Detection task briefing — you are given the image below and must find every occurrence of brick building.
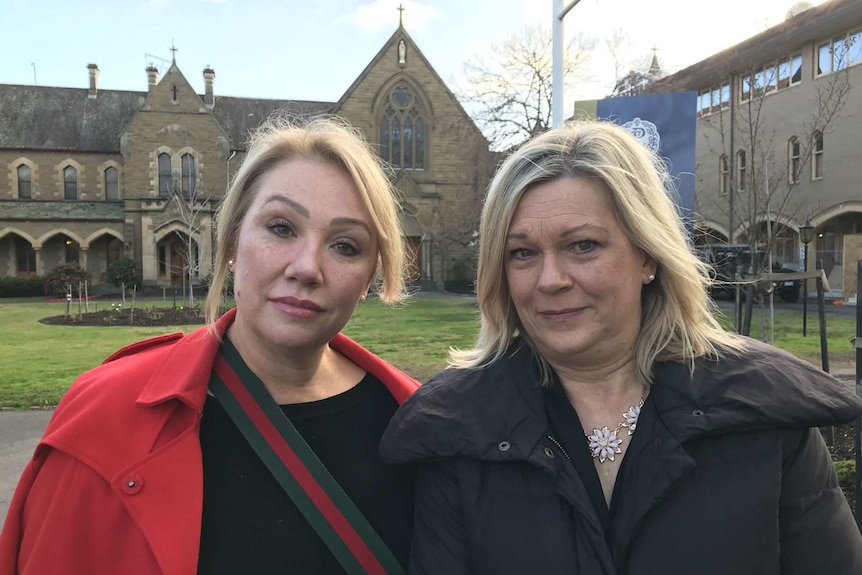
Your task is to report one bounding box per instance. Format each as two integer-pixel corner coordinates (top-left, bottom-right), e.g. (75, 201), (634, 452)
(0, 24), (491, 292)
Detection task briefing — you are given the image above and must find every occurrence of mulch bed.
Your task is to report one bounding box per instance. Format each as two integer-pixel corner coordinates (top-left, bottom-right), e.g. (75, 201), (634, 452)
(39, 307), (206, 327)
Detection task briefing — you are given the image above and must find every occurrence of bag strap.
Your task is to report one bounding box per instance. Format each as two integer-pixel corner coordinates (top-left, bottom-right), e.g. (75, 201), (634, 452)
(209, 339), (406, 575)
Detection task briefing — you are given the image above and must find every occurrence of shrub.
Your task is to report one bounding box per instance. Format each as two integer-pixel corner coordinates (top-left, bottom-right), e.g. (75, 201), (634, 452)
(105, 258), (141, 289)
(444, 255), (476, 294)
(44, 264), (92, 298)
(835, 459), (856, 496)
(203, 271), (234, 296)
(0, 276), (45, 297)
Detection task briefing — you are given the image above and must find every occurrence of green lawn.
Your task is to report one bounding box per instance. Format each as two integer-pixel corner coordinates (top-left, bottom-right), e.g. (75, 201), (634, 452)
(0, 297), (855, 409)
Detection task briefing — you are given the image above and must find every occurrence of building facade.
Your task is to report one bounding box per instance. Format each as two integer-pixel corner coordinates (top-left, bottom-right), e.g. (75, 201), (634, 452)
(655, 0), (862, 298)
(0, 25), (491, 292)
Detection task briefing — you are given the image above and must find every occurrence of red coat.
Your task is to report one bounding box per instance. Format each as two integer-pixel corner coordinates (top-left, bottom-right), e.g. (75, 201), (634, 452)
(0, 309), (419, 575)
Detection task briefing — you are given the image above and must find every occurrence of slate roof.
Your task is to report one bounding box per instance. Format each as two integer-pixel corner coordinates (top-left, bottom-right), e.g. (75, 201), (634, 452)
(0, 200), (125, 220)
(210, 97), (334, 149)
(654, 0), (862, 91)
(0, 85), (145, 152)
(0, 84), (334, 153)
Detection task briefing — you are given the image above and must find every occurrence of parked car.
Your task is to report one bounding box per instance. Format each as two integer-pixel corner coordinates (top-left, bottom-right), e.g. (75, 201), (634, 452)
(698, 244), (802, 303)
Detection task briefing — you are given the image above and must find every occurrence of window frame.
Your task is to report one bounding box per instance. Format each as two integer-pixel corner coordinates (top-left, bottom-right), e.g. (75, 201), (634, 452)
(158, 153), (172, 198)
(811, 131), (824, 180)
(719, 154), (729, 196)
(816, 28), (862, 76)
(740, 53), (802, 101)
(63, 166), (78, 200)
(17, 164), (32, 199)
(788, 137), (800, 184)
(737, 150), (747, 191)
(378, 83), (426, 171)
(104, 166), (119, 201)
(181, 153), (196, 196)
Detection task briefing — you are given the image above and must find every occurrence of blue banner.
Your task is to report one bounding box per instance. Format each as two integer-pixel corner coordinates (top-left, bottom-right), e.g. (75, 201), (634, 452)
(595, 92), (697, 232)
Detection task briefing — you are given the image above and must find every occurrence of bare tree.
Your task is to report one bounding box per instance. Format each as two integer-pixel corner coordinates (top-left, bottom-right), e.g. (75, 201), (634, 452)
(699, 53), (850, 266)
(170, 169), (210, 307)
(695, 47), (851, 338)
(458, 25), (595, 151)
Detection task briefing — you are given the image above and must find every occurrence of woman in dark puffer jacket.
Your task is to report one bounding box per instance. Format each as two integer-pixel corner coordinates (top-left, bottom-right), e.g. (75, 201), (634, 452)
(380, 120), (862, 575)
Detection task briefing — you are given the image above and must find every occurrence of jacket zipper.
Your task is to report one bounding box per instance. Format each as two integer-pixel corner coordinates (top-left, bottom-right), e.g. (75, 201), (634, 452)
(546, 434), (571, 461)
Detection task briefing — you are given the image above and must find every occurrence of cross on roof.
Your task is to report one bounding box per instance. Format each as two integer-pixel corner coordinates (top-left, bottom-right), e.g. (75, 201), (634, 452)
(398, 3), (404, 27)
(170, 40), (178, 64)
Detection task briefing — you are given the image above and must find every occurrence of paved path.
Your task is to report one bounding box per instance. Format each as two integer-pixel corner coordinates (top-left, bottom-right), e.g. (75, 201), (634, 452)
(0, 410), (53, 526)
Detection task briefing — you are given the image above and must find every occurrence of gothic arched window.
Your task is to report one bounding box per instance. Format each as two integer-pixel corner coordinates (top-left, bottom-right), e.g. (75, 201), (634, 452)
(379, 85), (425, 171)
(105, 166), (119, 200)
(17, 164), (32, 199)
(181, 153), (196, 195)
(158, 153), (172, 198)
(64, 166), (78, 200)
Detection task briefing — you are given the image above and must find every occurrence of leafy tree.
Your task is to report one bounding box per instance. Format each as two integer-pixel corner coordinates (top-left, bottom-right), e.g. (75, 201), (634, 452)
(44, 263), (91, 298)
(105, 258), (141, 289)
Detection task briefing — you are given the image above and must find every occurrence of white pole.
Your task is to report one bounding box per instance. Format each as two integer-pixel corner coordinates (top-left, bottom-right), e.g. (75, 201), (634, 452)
(765, 164), (774, 344)
(552, 0), (585, 128)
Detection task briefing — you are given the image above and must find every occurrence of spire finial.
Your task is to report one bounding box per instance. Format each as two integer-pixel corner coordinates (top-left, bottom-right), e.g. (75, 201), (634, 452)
(170, 39), (178, 64)
(397, 3), (405, 27)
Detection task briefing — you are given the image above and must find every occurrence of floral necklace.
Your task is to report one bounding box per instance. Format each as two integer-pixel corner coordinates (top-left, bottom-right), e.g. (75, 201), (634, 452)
(585, 384), (648, 463)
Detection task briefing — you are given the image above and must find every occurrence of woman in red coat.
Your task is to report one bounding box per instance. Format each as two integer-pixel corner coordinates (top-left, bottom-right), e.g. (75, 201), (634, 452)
(0, 117), (418, 575)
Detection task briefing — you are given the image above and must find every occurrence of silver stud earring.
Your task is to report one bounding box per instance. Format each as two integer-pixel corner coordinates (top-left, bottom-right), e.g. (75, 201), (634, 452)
(648, 274), (656, 282)
(228, 259), (235, 268)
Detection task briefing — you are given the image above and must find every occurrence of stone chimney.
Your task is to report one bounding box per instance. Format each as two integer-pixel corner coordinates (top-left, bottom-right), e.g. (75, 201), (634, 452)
(203, 66), (215, 109)
(146, 64), (159, 94)
(87, 64), (99, 98)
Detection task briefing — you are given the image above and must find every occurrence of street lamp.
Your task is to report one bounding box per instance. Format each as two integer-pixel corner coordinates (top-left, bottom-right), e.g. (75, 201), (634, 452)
(552, 0), (585, 128)
(799, 219), (814, 337)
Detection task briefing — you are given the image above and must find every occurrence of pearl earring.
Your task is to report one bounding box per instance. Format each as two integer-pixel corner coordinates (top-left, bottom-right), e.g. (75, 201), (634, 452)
(228, 259), (235, 268)
(648, 274), (656, 282)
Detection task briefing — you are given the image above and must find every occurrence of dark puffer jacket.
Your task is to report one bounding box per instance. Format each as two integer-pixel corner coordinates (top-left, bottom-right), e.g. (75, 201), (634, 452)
(380, 338), (862, 575)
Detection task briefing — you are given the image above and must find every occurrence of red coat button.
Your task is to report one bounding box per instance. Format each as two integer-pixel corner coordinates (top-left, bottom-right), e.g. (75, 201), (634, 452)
(121, 474), (144, 495)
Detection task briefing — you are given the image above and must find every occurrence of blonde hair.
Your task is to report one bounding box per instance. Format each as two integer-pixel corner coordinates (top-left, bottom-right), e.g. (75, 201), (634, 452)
(451, 120), (743, 384)
(205, 116), (408, 327)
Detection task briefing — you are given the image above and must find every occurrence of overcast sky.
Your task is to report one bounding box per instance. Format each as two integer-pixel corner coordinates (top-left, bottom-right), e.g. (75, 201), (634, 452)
(2, 0), (826, 109)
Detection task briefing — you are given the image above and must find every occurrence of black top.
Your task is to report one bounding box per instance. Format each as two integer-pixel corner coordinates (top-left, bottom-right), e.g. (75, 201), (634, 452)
(545, 382), (655, 539)
(197, 372), (415, 574)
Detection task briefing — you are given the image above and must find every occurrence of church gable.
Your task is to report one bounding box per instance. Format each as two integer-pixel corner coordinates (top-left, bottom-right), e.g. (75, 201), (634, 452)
(335, 27), (488, 176)
(143, 62), (210, 115)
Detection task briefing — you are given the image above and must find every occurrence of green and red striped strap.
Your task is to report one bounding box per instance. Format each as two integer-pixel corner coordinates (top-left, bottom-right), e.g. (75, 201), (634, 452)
(210, 339), (406, 575)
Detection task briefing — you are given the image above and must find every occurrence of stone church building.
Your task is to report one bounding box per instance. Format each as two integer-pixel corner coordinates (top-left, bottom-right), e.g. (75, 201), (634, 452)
(0, 24), (491, 291)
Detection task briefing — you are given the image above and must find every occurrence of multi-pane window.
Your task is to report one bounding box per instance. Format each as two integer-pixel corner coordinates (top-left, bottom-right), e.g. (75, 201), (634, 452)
(158, 153), (172, 197)
(17, 164), (32, 199)
(719, 155), (728, 196)
(64, 166), (77, 200)
(379, 85), (425, 171)
(812, 131), (824, 179)
(737, 150), (747, 191)
(817, 29), (862, 75)
(788, 137), (800, 183)
(181, 153), (196, 195)
(741, 54), (801, 101)
(697, 82), (730, 116)
(105, 167), (119, 200)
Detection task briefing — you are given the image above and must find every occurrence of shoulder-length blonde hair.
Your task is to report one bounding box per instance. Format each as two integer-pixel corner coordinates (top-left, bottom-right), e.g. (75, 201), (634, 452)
(205, 115), (408, 328)
(452, 120), (743, 384)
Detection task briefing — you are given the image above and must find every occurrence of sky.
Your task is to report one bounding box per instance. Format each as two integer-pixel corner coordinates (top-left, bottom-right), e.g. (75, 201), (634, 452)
(2, 0), (826, 111)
